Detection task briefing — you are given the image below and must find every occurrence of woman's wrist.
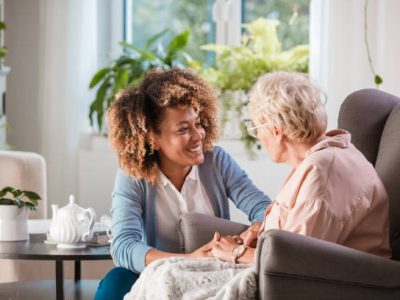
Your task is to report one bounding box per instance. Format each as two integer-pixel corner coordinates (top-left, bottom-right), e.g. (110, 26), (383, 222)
(235, 246), (255, 264)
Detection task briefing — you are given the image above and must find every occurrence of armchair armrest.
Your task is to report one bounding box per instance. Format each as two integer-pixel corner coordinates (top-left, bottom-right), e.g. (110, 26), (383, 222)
(179, 213), (248, 253)
(256, 229), (400, 300)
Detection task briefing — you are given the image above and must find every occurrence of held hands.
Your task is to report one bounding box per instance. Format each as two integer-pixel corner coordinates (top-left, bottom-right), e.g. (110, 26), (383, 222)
(190, 223), (262, 263)
(210, 234), (240, 263)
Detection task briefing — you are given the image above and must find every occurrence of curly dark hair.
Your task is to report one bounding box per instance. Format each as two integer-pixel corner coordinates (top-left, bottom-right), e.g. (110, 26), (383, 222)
(107, 68), (219, 183)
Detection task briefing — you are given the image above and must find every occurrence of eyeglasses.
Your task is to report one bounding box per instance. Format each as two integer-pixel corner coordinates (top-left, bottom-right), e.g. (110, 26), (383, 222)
(244, 120), (269, 138)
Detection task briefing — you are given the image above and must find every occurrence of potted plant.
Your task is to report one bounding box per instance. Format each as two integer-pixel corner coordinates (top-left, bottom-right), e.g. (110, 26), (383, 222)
(0, 186), (41, 241)
(88, 28), (201, 134)
(200, 18), (309, 157)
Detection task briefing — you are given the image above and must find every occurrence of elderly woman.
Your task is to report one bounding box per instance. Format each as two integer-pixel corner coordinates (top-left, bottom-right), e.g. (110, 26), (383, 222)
(124, 71), (391, 299)
(94, 68), (271, 300)
(210, 71), (391, 264)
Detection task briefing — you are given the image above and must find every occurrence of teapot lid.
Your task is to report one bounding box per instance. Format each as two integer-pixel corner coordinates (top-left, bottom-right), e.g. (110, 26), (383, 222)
(58, 194), (85, 214)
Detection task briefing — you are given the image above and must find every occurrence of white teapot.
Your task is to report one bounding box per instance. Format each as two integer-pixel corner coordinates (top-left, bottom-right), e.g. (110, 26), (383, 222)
(49, 195), (96, 249)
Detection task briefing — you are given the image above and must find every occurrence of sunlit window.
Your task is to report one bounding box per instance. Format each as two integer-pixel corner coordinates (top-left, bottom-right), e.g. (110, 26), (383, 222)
(244, 0), (310, 50)
(124, 0), (215, 63)
(123, 0), (310, 64)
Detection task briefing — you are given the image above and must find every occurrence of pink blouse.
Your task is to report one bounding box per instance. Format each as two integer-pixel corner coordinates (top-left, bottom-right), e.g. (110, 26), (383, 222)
(261, 129), (391, 258)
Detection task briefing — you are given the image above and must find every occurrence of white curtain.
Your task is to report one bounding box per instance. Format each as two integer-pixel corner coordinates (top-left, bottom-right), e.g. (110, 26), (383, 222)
(38, 0), (98, 206)
(310, 0), (400, 130)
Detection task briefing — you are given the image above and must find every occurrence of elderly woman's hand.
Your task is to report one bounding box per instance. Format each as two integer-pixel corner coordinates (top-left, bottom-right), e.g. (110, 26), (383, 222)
(240, 221), (262, 248)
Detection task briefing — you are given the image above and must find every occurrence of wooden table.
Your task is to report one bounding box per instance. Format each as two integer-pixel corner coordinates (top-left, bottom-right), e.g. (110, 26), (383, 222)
(0, 234), (111, 300)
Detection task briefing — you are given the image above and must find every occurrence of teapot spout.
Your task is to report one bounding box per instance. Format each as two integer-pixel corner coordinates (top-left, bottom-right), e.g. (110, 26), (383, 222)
(51, 204), (59, 220)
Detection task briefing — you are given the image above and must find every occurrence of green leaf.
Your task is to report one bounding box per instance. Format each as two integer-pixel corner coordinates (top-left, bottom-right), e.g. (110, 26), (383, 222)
(89, 67), (111, 89)
(375, 74), (383, 85)
(145, 29), (169, 49)
(115, 56), (134, 67)
(29, 198), (38, 207)
(11, 189), (23, 198)
(0, 198), (16, 205)
(120, 41), (157, 61)
(22, 191), (41, 201)
(164, 29), (190, 65)
(0, 186), (15, 197)
(89, 79), (111, 131)
(0, 22), (6, 30)
(167, 29), (190, 53)
(114, 69), (130, 92)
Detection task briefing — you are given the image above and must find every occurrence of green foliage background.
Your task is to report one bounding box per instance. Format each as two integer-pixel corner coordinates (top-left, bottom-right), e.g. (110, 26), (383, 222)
(89, 1), (311, 156)
(200, 18), (309, 156)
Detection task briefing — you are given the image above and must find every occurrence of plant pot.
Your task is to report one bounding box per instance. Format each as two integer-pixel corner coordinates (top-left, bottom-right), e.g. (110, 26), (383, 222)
(0, 205), (29, 241)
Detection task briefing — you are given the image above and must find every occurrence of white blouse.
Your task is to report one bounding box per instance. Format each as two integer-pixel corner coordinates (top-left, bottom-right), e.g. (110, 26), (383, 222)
(155, 165), (215, 252)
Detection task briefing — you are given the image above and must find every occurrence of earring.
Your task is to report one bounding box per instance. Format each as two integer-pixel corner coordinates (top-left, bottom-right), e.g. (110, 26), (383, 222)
(148, 147), (154, 156)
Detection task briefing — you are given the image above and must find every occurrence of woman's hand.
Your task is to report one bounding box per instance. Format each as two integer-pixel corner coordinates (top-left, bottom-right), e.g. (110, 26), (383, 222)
(188, 232), (221, 258)
(210, 235), (238, 263)
(240, 222), (262, 247)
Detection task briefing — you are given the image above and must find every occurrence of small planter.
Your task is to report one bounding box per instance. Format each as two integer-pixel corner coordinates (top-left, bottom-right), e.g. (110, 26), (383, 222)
(0, 205), (29, 241)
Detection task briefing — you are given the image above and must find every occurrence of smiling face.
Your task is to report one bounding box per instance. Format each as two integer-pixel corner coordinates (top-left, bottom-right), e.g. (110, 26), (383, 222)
(153, 106), (205, 174)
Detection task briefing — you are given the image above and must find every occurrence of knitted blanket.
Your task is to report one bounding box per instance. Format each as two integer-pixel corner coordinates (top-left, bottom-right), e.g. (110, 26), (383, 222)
(124, 257), (257, 300)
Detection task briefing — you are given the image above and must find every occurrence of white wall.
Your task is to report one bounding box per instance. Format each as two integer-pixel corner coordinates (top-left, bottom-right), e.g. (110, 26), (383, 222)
(4, 0), (42, 153)
(4, 0), (400, 222)
(310, 0), (400, 130)
(5, 0), (98, 216)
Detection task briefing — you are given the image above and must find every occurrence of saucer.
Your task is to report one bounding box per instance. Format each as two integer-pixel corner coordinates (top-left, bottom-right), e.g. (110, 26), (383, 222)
(56, 243), (86, 249)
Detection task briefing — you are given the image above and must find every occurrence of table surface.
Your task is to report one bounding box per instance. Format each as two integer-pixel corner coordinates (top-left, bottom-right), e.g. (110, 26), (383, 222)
(0, 234), (111, 260)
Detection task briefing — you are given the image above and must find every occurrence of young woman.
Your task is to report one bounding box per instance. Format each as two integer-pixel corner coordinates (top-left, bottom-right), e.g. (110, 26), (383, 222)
(94, 68), (271, 300)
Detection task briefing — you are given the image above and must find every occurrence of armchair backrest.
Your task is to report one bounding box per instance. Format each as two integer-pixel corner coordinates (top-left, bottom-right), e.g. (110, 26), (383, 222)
(338, 89), (400, 260)
(0, 150), (47, 219)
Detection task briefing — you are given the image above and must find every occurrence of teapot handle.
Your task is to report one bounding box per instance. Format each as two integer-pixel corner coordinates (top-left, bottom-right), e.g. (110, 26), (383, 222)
(82, 207), (96, 242)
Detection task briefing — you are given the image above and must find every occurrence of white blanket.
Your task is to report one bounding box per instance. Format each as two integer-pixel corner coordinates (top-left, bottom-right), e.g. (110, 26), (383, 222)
(124, 257), (257, 300)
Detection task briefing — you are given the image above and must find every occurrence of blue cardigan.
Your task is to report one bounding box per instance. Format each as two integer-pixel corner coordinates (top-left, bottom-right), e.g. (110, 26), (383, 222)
(110, 146), (271, 273)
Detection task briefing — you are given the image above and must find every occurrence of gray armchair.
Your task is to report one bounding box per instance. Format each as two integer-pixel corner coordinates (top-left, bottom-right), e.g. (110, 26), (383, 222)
(179, 89), (400, 299)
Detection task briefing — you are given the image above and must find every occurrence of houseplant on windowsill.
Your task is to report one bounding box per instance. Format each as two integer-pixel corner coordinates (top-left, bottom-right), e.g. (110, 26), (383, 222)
(0, 186), (41, 241)
(200, 18), (309, 157)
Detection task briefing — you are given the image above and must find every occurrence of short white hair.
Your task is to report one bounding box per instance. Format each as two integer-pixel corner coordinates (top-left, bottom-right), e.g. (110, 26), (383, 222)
(248, 71), (327, 144)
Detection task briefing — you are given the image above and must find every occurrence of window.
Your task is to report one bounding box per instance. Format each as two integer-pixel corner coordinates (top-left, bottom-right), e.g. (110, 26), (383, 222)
(124, 0), (215, 64)
(122, 0), (310, 64)
(244, 0), (310, 50)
